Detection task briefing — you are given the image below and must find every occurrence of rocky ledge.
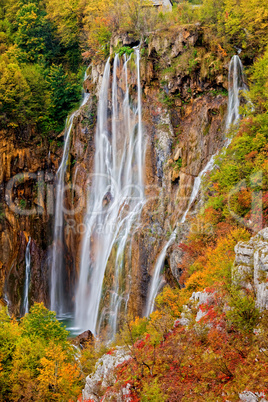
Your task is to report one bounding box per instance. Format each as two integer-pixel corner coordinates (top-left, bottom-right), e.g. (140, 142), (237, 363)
(234, 228), (268, 310)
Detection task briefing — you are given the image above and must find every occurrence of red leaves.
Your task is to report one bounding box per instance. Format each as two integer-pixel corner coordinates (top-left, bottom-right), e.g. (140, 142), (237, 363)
(135, 339), (145, 349)
(145, 333), (150, 341)
(107, 293), (267, 400)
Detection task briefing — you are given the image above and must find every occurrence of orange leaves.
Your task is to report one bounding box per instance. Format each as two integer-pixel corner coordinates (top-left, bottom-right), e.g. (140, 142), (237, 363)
(245, 150), (258, 161)
(37, 343), (81, 400)
(218, 43), (227, 57)
(237, 187), (252, 210)
(177, 228), (251, 309)
(109, 295), (268, 401)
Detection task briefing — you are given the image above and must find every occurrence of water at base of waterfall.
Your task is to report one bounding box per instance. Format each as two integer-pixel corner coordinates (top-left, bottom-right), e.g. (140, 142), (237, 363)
(56, 313), (82, 337)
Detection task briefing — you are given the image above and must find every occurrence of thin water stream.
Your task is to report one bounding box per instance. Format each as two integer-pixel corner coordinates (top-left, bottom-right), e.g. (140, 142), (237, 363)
(145, 55), (247, 316)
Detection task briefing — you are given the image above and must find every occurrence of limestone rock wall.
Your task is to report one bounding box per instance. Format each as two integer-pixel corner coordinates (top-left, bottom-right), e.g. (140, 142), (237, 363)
(234, 228), (268, 310)
(0, 24), (229, 319)
(0, 130), (60, 313)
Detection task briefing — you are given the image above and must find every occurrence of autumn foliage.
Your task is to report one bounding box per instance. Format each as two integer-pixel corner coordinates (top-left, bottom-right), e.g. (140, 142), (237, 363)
(102, 284), (268, 401)
(0, 303), (81, 401)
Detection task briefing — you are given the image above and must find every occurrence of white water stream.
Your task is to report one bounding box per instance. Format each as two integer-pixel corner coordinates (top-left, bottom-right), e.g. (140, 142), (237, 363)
(50, 72), (90, 314)
(22, 237), (31, 315)
(75, 49), (145, 337)
(145, 55), (246, 316)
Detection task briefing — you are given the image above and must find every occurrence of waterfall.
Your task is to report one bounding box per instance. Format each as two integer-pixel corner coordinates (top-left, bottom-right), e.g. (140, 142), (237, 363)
(145, 55), (246, 316)
(180, 155), (217, 224)
(75, 49), (145, 337)
(182, 54), (246, 225)
(50, 73), (90, 314)
(145, 231), (177, 316)
(22, 237), (31, 315)
(225, 55), (246, 131)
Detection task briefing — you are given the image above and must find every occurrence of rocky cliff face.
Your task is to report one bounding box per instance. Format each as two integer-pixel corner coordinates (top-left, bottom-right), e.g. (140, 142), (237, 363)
(0, 130), (60, 314)
(234, 228), (268, 310)
(0, 24), (229, 320)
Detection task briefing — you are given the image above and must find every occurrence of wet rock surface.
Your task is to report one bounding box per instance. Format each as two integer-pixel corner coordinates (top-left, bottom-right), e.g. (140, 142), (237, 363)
(0, 130), (57, 314)
(0, 25), (228, 321)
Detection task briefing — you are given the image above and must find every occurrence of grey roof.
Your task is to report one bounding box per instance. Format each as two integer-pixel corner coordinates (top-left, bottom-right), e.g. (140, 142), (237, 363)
(146, 0), (173, 9)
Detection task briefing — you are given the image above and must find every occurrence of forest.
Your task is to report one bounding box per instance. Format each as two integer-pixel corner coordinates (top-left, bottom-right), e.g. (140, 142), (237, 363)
(0, 0), (268, 400)
(0, 0), (267, 135)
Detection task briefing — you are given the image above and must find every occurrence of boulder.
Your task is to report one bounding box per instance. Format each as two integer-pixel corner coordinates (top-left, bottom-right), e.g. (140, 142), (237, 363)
(72, 330), (93, 349)
(82, 346), (131, 401)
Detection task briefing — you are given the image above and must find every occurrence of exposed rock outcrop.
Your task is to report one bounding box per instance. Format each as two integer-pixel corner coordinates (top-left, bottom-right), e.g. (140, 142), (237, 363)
(234, 228), (268, 310)
(82, 347), (131, 402)
(72, 330), (94, 349)
(239, 391), (268, 402)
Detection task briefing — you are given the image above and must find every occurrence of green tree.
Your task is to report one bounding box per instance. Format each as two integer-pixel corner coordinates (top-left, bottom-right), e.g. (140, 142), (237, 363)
(250, 46), (268, 111)
(227, 289), (260, 334)
(0, 304), (82, 401)
(0, 308), (21, 399)
(21, 303), (68, 344)
(45, 0), (83, 70)
(21, 63), (51, 131)
(47, 64), (81, 132)
(9, 337), (45, 401)
(15, 3), (46, 63)
(0, 55), (31, 129)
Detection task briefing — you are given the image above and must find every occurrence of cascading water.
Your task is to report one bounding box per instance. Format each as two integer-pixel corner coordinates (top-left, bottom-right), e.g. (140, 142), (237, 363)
(181, 54), (246, 224)
(22, 237), (31, 315)
(145, 231), (176, 317)
(75, 49), (145, 338)
(180, 155), (217, 224)
(50, 72), (90, 315)
(225, 55), (246, 132)
(145, 54), (246, 316)
(145, 151), (218, 315)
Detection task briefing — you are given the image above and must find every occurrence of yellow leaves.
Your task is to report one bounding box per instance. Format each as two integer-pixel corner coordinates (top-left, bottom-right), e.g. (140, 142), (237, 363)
(46, 0), (82, 47)
(150, 310), (163, 322)
(185, 271), (207, 293)
(0, 303), (82, 401)
(82, 0), (159, 59)
(177, 228), (251, 305)
(155, 286), (181, 318)
(37, 343), (81, 401)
